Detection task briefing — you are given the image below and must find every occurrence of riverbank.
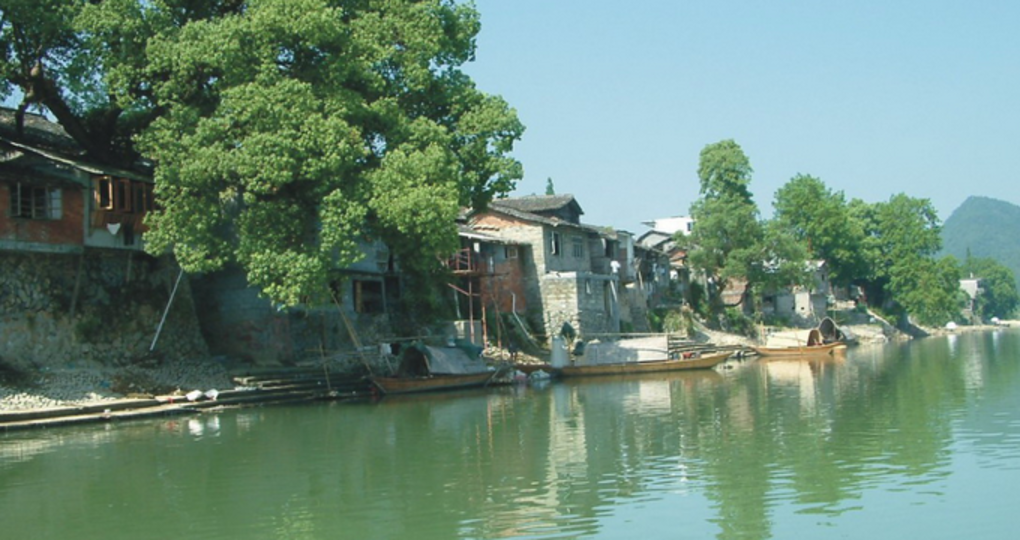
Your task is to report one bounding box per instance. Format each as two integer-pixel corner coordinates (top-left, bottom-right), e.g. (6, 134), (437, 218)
(3, 321), (1013, 420)
(0, 357), (236, 413)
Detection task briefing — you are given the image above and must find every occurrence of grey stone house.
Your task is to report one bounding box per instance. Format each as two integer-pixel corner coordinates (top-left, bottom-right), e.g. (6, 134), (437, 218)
(469, 194), (622, 340)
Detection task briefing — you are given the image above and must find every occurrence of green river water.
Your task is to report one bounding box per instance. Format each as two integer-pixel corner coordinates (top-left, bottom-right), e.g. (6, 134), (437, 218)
(3, 330), (1020, 539)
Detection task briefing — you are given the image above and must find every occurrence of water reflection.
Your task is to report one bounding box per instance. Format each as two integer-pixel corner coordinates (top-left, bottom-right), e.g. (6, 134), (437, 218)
(2, 331), (1020, 539)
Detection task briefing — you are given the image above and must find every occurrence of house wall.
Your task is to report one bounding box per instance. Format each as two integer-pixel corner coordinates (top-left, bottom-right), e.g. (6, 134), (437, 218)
(539, 272), (619, 338)
(619, 283), (652, 333)
(544, 228), (592, 274)
(0, 252), (208, 373)
(191, 267), (397, 365)
(0, 183), (85, 253)
(480, 254), (528, 314)
(472, 214), (547, 327)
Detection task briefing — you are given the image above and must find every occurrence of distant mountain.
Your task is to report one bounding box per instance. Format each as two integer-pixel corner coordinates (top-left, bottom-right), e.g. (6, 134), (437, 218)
(941, 196), (1020, 286)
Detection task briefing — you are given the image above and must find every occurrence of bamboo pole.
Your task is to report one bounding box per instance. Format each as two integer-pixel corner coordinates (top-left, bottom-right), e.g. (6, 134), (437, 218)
(330, 290), (378, 375)
(150, 267), (184, 352)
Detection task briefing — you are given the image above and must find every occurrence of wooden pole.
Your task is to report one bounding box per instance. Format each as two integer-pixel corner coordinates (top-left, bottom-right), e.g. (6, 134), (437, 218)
(150, 267), (184, 352)
(330, 290), (377, 375)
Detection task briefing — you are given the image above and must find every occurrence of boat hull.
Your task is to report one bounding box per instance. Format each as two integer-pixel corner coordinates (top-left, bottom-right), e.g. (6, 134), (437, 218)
(555, 351), (732, 378)
(370, 372), (495, 395)
(752, 341), (846, 357)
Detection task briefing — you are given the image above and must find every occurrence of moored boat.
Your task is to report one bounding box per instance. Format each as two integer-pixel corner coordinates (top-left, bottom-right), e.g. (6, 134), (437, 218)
(554, 350), (732, 378)
(751, 340), (846, 357)
(369, 342), (500, 395)
(753, 324), (847, 357)
(370, 371), (498, 394)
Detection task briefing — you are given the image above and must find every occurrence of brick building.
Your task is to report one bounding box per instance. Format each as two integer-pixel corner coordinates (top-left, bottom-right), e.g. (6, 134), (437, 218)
(469, 194), (623, 340)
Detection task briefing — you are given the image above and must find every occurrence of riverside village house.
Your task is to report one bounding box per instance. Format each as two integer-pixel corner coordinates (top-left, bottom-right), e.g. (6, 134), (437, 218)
(0, 109), (154, 254)
(467, 194), (666, 341)
(0, 108), (207, 371)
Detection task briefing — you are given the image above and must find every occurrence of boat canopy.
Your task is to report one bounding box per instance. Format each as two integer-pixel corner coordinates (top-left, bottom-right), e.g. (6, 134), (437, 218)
(399, 342), (489, 376)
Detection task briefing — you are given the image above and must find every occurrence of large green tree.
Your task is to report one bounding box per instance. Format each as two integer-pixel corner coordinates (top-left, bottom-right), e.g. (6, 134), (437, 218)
(684, 140), (763, 302)
(773, 174), (867, 286)
(683, 140), (812, 314)
(863, 194), (960, 325)
(1, 0), (524, 307)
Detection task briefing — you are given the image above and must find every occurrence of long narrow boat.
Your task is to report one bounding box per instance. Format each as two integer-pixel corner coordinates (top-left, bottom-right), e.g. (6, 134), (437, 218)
(554, 350), (732, 378)
(369, 341), (500, 395)
(370, 371), (496, 395)
(751, 340), (846, 357)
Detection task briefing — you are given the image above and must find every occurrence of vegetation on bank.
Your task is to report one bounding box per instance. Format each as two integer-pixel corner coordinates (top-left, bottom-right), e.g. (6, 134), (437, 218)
(1, 0), (523, 315)
(3, 2), (1016, 332)
(679, 140), (1019, 329)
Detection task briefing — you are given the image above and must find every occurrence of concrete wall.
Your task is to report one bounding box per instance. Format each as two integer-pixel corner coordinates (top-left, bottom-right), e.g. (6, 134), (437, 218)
(0, 251), (208, 373)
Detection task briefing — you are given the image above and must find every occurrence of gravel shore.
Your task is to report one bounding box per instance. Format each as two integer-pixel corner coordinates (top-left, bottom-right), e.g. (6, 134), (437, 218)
(0, 357), (235, 412)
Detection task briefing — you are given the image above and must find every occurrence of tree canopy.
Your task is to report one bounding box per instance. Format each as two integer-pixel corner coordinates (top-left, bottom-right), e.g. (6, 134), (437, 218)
(685, 140), (762, 286)
(1, 0), (524, 307)
(683, 140), (811, 315)
(773, 174), (867, 286)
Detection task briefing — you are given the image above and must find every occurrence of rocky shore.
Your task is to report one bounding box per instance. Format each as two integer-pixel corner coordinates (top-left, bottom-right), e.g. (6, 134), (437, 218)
(0, 357), (235, 412)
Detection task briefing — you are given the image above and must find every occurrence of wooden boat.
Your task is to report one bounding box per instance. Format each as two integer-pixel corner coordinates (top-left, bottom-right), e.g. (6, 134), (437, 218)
(752, 335), (847, 357)
(554, 350), (732, 378)
(369, 342), (499, 395)
(370, 371), (497, 395)
(752, 341), (846, 357)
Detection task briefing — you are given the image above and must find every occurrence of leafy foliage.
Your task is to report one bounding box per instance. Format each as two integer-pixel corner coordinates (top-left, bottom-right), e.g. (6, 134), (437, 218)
(855, 194), (960, 325)
(1, 0), (524, 307)
(684, 140), (764, 298)
(773, 174), (867, 286)
(683, 140), (811, 318)
(960, 255), (1019, 320)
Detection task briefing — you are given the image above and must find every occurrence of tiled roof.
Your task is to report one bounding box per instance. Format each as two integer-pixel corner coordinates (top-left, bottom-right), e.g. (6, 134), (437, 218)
(491, 194), (583, 215)
(0, 108), (79, 154)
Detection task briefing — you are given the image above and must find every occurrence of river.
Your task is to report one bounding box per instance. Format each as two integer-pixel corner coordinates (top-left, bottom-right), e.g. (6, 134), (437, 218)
(3, 330), (1019, 539)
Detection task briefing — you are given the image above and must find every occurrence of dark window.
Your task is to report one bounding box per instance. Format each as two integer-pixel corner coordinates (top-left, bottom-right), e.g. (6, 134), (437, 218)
(604, 239), (615, 258)
(94, 176), (155, 214)
(133, 182), (155, 213)
(115, 179), (132, 212)
(550, 232), (561, 256)
(353, 280), (385, 314)
(10, 183), (61, 220)
(95, 177), (114, 210)
(572, 236), (584, 258)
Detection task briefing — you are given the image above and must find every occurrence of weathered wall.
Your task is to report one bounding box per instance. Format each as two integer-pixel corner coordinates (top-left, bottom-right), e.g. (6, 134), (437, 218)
(619, 284), (652, 333)
(539, 272), (619, 338)
(190, 267), (396, 365)
(0, 251), (208, 373)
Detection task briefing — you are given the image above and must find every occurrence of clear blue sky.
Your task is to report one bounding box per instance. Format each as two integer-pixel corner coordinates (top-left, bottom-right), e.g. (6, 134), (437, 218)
(463, 0), (1020, 233)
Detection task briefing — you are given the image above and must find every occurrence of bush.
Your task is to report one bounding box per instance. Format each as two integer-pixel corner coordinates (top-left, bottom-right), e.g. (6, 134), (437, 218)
(723, 307), (756, 337)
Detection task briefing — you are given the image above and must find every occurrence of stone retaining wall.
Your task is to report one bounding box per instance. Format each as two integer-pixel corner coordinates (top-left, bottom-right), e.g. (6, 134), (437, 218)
(0, 251), (208, 374)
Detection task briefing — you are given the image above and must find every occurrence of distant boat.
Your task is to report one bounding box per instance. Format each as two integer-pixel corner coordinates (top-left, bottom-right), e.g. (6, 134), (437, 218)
(753, 323), (847, 357)
(554, 350), (732, 378)
(752, 340), (846, 357)
(369, 342), (501, 395)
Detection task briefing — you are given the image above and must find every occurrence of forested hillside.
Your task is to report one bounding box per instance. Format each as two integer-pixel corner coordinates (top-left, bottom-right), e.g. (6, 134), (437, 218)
(942, 196), (1020, 287)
